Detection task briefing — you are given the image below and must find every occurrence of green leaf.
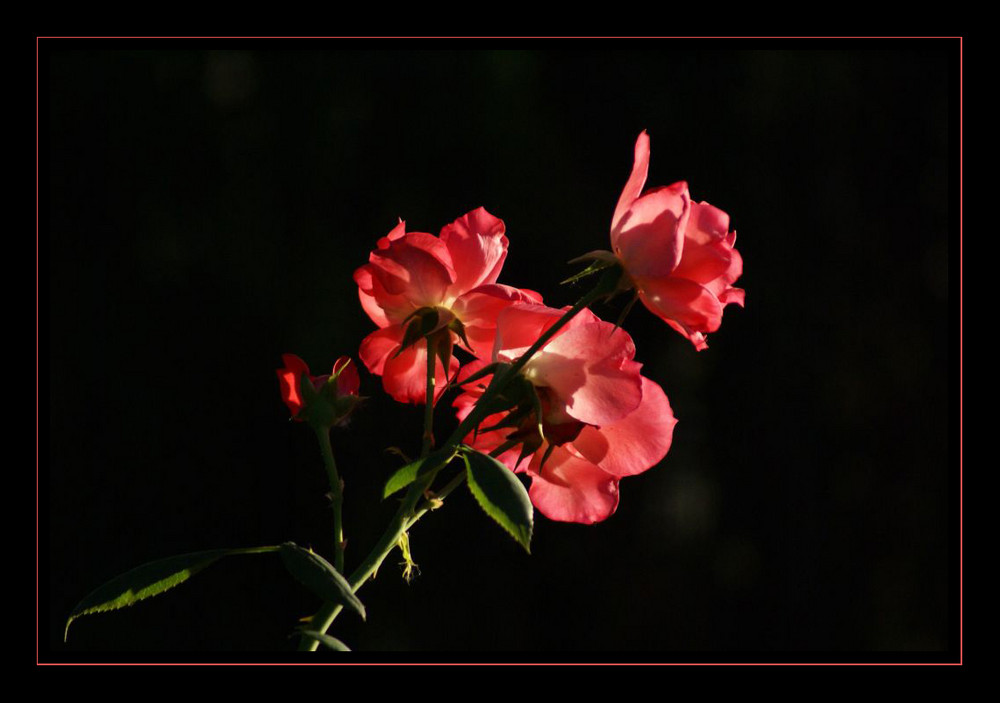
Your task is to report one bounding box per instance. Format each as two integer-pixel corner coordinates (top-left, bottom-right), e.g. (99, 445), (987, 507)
(66, 548), (235, 641)
(382, 448), (455, 498)
(463, 450), (533, 552)
(383, 459), (421, 497)
(279, 543), (365, 620)
(299, 630), (351, 651)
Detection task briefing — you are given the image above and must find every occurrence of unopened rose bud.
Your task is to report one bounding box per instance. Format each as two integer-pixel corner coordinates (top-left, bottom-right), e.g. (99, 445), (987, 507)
(277, 354), (362, 430)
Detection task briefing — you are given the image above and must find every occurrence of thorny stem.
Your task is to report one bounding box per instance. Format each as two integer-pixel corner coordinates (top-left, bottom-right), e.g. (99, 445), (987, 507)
(421, 337), (436, 458)
(315, 428), (345, 575)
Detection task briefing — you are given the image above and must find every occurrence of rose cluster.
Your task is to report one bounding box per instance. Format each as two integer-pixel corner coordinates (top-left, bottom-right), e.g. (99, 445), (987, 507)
(74, 132), (745, 652)
(282, 132), (743, 524)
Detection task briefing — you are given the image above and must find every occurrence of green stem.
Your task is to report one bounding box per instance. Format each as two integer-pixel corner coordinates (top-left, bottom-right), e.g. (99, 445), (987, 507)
(421, 337), (436, 458)
(298, 276), (610, 652)
(404, 472), (464, 531)
(315, 427), (345, 575)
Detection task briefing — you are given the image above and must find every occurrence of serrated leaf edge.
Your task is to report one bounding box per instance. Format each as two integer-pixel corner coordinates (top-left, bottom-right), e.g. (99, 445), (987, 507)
(65, 546), (278, 641)
(463, 453), (533, 553)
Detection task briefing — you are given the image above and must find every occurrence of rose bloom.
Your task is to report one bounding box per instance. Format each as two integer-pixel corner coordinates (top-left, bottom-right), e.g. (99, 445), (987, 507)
(277, 354), (360, 422)
(612, 131), (744, 350)
(454, 303), (676, 524)
(355, 207), (539, 404)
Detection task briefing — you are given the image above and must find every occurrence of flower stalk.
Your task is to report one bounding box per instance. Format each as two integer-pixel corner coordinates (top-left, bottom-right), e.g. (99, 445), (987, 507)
(421, 336), (436, 458)
(314, 427), (345, 575)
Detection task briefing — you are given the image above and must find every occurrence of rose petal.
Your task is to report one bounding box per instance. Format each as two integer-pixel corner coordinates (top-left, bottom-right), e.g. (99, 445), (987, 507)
(332, 357), (360, 396)
(358, 326), (405, 376)
(670, 201), (740, 289)
(720, 285), (746, 307)
(354, 266), (411, 327)
(685, 200), (731, 246)
(276, 354), (312, 417)
(452, 284), (543, 359)
(280, 353), (309, 376)
(709, 237), (745, 303)
(529, 320), (642, 426)
(367, 231), (457, 307)
(440, 207), (509, 296)
(380, 219), (408, 245)
(277, 370), (302, 415)
(614, 183), (690, 280)
(611, 130), (650, 242)
(492, 303), (568, 362)
(527, 445), (620, 524)
(571, 377), (676, 477)
(637, 276), (725, 336)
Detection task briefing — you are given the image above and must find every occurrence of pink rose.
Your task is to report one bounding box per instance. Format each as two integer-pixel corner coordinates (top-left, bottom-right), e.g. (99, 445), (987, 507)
(355, 207), (540, 404)
(612, 131), (744, 350)
(454, 303), (676, 524)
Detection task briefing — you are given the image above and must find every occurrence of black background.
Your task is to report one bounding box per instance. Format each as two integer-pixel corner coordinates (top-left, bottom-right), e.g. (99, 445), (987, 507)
(41, 39), (959, 661)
